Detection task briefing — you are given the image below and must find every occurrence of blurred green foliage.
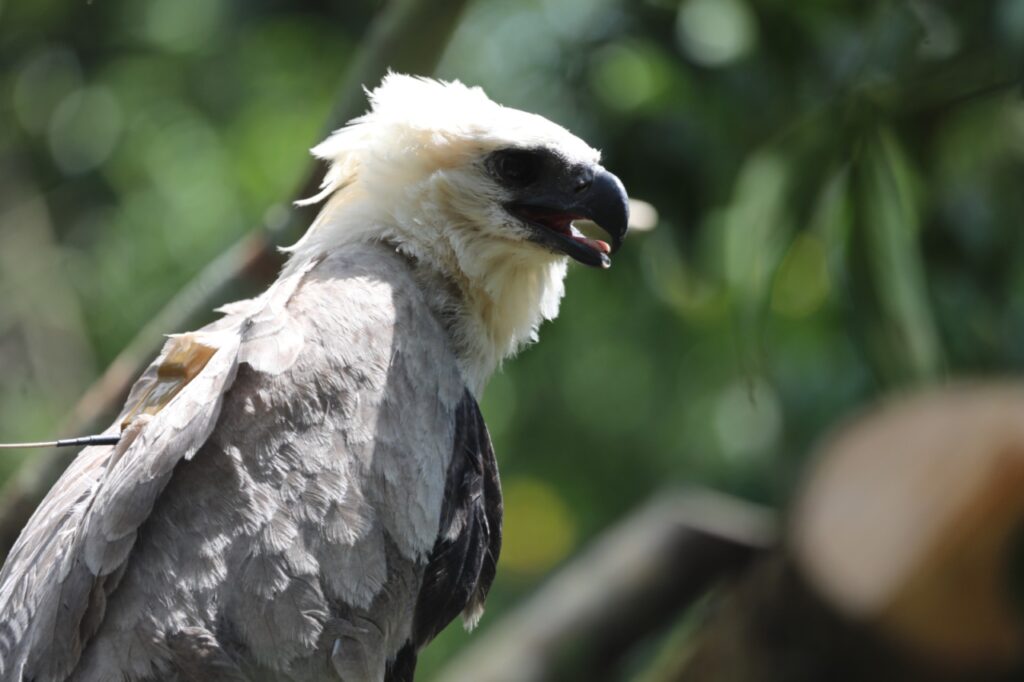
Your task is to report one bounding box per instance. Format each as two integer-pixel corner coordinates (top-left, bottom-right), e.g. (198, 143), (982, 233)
(2, 0), (1024, 678)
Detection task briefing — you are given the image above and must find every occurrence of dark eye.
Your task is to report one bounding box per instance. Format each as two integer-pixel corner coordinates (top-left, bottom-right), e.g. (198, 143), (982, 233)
(492, 149), (545, 187)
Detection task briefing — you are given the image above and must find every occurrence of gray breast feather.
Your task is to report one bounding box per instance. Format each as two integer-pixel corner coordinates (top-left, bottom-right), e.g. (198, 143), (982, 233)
(0, 244), (482, 682)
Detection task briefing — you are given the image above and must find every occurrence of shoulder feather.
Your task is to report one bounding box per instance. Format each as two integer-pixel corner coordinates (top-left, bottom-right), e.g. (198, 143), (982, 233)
(0, 258), (320, 681)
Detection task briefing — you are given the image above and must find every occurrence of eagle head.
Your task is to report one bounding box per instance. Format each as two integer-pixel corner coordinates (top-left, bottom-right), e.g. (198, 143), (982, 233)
(290, 73), (630, 388)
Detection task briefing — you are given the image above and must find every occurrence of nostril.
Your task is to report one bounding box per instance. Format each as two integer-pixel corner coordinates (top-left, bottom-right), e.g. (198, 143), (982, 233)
(574, 168), (594, 193)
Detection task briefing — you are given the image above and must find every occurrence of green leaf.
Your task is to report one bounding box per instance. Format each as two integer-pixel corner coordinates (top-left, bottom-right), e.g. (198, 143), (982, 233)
(849, 128), (944, 384)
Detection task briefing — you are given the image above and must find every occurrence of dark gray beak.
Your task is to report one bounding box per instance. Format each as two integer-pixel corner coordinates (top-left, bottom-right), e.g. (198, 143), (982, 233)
(508, 165), (630, 269)
(576, 168), (629, 255)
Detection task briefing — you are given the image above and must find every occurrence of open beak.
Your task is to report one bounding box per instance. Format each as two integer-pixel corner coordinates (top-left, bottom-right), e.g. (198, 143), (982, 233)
(509, 166), (630, 269)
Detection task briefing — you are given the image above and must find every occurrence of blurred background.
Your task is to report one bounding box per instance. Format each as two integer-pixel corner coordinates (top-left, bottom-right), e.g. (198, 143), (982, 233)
(2, 0), (1024, 679)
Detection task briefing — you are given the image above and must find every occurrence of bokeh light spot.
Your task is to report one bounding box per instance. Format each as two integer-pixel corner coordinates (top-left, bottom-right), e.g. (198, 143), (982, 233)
(590, 42), (669, 112)
(642, 230), (725, 322)
(500, 477), (577, 575)
(540, 0), (616, 40)
(13, 47), (82, 134)
(47, 86), (123, 174)
(997, 0), (1024, 50)
(141, 0), (226, 53)
(771, 233), (831, 318)
(676, 0), (758, 67)
(627, 198), (659, 232)
(714, 378), (782, 462)
(908, 0), (959, 60)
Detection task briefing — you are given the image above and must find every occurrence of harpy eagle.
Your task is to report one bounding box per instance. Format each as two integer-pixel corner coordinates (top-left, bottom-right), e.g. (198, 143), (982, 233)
(0, 74), (628, 681)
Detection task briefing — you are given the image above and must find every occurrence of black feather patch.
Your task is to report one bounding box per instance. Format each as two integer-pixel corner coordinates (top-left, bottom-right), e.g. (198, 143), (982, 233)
(411, 390), (503, 649)
(384, 642), (417, 682)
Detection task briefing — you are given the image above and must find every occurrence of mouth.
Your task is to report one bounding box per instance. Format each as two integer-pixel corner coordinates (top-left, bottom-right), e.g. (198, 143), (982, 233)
(505, 165), (629, 269)
(510, 205), (614, 269)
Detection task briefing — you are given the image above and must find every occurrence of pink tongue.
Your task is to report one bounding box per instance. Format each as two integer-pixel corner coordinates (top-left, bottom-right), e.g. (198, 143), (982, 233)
(573, 235), (611, 254)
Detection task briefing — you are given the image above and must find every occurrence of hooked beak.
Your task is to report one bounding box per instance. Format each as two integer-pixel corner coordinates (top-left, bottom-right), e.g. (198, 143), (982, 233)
(509, 166), (630, 269)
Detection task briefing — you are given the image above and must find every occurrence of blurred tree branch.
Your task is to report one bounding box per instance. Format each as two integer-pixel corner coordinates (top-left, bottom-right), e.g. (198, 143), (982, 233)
(665, 559), (1023, 682)
(0, 0), (473, 561)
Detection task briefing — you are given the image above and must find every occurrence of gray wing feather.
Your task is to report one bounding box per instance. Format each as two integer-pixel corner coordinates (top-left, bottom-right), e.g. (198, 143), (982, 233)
(0, 330), (241, 681)
(0, 245), (474, 682)
(0, 259), (316, 681)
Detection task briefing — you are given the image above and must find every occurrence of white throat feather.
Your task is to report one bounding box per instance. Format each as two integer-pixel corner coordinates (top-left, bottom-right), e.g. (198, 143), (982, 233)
(282, 74), (602, 394)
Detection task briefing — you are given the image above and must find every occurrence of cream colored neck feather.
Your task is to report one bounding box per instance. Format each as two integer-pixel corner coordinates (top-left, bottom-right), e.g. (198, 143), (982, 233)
(285, 189), (568, 396)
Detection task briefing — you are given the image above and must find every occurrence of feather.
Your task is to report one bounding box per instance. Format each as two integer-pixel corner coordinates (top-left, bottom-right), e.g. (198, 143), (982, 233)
(0, 244), (475, 681)
(409, 391), (502, 648)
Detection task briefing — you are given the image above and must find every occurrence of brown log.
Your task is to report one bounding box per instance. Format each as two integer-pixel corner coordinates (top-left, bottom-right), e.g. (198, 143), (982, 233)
(669, 384), (1024, 682)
